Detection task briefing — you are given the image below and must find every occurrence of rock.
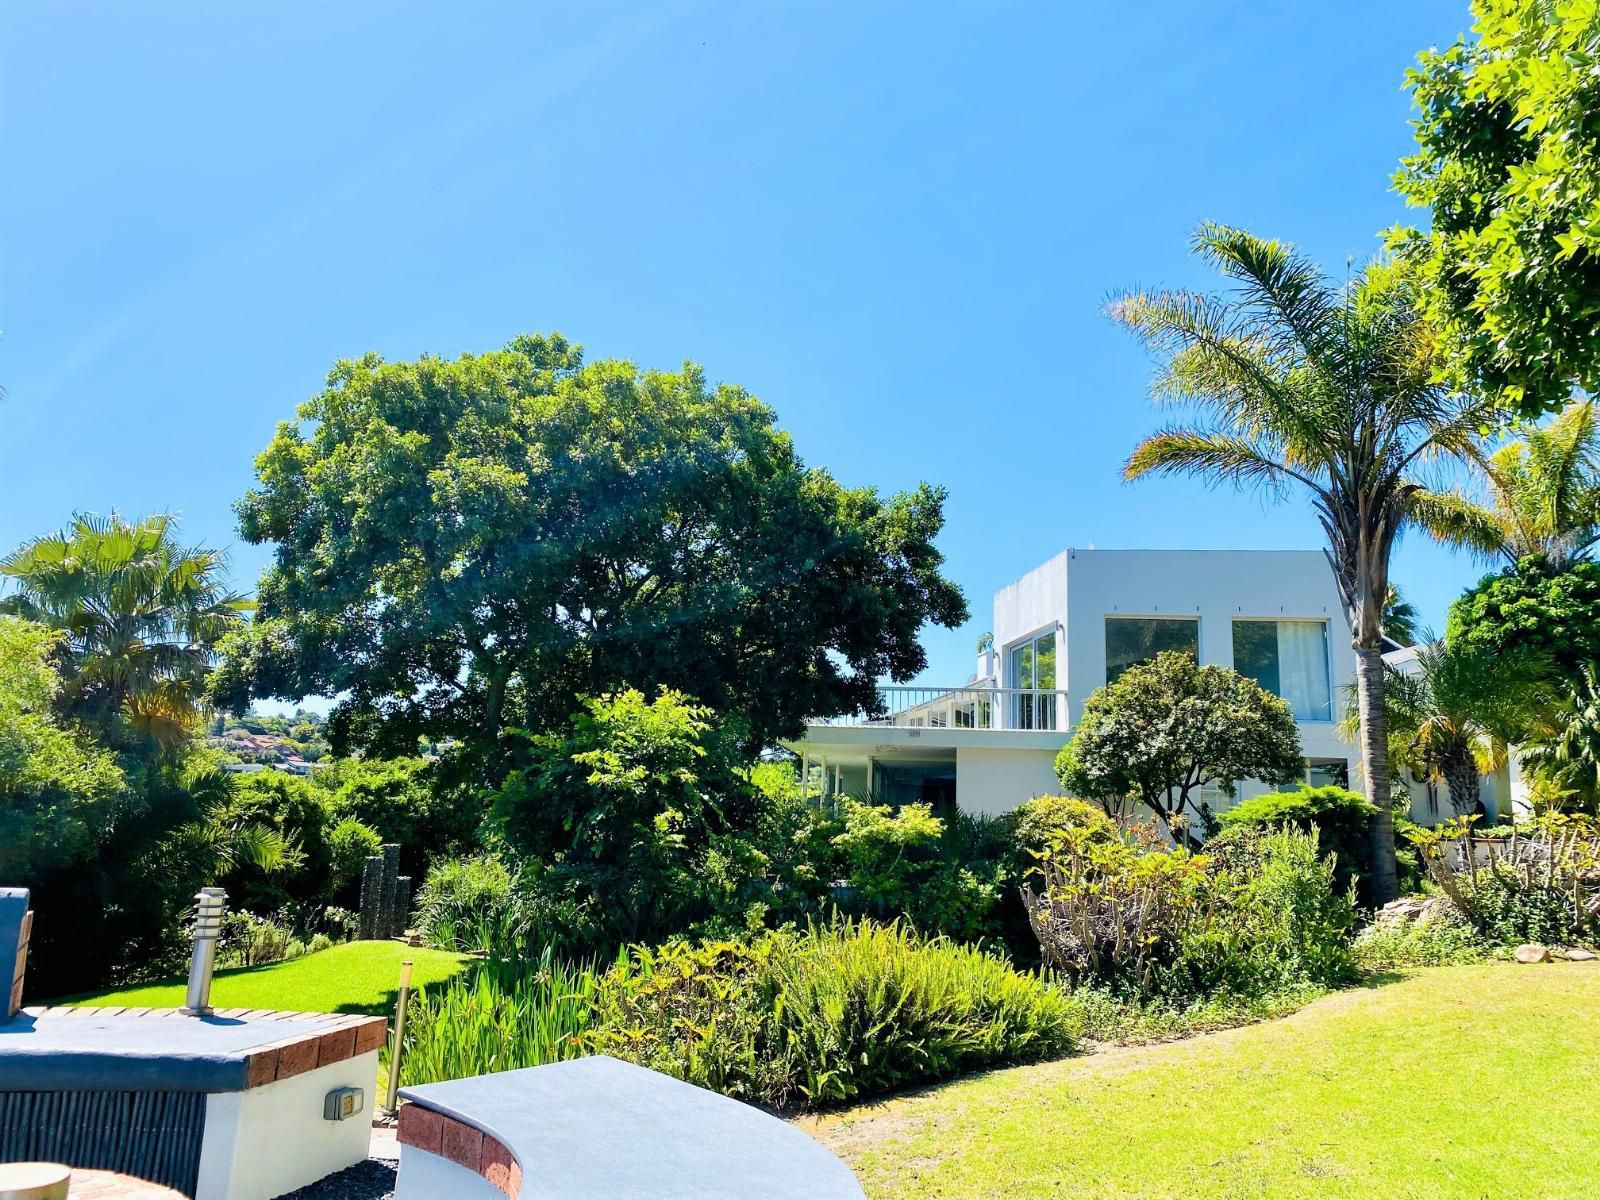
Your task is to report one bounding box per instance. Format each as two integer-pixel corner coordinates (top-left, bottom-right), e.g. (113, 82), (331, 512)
(1376, 897), (1450, 925)
(1515, 943), (1552, 964)
(1563, 948), (1596, 961)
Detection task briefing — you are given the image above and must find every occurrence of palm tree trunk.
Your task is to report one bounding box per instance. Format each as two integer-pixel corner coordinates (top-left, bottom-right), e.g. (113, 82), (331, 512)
(1444, 754), (1482, 817)
(1355, 645), (1401, 904)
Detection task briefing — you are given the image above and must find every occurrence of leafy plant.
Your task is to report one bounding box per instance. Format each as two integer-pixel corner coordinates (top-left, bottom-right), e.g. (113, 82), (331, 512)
(400, 946), (599, 1087)
(1055, 651), (1303, 847)
(1216, 785), (1376, 897)
(1410, 814), (1600, 946)
(414, 855), (518, 953)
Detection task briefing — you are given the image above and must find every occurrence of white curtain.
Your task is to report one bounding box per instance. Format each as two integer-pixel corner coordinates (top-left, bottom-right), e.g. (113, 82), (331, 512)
(1276, 621), (1331, 720)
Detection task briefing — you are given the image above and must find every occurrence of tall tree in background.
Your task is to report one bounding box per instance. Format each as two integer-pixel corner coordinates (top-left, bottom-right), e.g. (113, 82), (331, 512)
(1, 513), (251, 747)
(1413, 400), (1600, 566)
(1395, 0), (1600, 418)
(1110, 225), (1501, 903)
(213, 334), (967, 772)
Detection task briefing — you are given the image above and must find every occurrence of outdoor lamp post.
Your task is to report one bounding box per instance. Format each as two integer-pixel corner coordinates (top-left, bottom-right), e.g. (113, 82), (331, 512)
(181, 887), (227, 1016)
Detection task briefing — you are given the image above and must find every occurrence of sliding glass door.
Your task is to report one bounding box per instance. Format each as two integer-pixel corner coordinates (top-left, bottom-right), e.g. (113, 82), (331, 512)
(1009, 630), (1057, 729)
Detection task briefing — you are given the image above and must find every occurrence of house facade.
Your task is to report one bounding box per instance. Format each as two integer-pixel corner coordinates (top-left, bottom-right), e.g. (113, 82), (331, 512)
(787, 548), (1366, 825)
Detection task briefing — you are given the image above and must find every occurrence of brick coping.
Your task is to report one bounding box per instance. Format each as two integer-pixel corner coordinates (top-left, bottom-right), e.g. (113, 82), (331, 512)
(16, 1006), (388, 1090)
(398, 1099), (522, 1198)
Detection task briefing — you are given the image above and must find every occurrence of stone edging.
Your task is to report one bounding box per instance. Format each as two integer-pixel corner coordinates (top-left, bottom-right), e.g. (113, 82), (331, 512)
(398, 1100), (522, 1198)
(19, 1006), (388, 1089)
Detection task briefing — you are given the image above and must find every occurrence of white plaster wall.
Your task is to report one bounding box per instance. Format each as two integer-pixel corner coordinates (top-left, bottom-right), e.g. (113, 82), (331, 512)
(1061, 548), (1353, 715)
(196, 1050), (377, 1200)
(992, 552), (1068, 687)
(394, 1145), (503, 1200)
(955, 747), (1060, 817)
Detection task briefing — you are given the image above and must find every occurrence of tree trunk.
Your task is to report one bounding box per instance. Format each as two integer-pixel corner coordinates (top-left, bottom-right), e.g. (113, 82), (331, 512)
(1443, 753), (1482, 818)
(1355, 645), (1401, 905)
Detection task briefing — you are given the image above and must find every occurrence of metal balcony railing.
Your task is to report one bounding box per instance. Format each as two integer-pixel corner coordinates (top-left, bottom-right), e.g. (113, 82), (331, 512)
(810, 685), (1069, 732)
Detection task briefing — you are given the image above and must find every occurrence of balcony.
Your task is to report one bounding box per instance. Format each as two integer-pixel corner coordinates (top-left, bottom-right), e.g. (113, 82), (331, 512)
(810, 685), (1070, 732)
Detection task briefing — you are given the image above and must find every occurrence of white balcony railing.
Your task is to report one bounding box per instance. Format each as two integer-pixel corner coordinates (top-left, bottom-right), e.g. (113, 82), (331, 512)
(810, 685), (1069, 732)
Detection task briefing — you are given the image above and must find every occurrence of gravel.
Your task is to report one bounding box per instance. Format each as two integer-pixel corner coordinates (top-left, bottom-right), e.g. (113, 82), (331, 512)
(274, 1158), (396, 1200)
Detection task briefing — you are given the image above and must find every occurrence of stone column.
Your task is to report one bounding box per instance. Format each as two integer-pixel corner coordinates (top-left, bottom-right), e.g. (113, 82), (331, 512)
(377, 844), (401, 942)
(392, 876), (413, 939)
(358, 856), (384, 940)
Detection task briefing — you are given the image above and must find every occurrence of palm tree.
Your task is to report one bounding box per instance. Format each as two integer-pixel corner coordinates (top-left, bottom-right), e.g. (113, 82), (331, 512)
(1381, 584), (1421, 648)
(1520, 665), (1600, 812)
(1354, 639), (1546, 817)
(1413, 400), (1600, 566)
(0, 513), (252, 744)
(1111, 225), (1501, 903)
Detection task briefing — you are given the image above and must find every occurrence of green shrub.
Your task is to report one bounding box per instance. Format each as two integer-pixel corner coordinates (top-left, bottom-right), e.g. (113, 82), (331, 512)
(327, 817), (383, 889)
(764, 920), (1081, 1107)
(400, 920), (1082, 1111)
(1216, 785), (1376, 896)
(1026, 825), (1355, 1003)
(1411, 814), (1600, 947)
(219, 910), (307, 967)
(415, 856), (517, 952)
(1008, 795), (1119, 857)
(1351, 909), (1489, 969)
(589, 938), (790, 1103)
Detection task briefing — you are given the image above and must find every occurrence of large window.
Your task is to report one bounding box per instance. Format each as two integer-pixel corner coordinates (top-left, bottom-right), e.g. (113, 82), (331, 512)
(1104, 617), (1198, 684)
(1233, 620), (1332, 721)
(1009, 630), (1058, 729)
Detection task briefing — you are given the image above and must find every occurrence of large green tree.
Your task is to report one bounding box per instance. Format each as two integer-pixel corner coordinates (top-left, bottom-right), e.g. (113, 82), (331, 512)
(1395, 0), (1600, 418)
(1448, 556), (1600, 676)
(1, 513), (251, 747)
(1110, 226), (1500, 902)
(0, 616), (125, 881)
(1055, 651), (1303, 849)
(214, 334), (966, 768)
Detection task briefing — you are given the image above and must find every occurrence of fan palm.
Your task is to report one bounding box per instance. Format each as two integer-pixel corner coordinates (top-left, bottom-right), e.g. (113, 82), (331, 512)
(1412, 400), (1600, 566)
(1112, 225), (1501, 903)
(0, 513), (252, 744)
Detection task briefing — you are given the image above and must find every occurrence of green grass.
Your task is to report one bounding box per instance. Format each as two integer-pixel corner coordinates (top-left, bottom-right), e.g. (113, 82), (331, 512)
(56, 941), (470, 1015)
(804, 963), (1600, 1199)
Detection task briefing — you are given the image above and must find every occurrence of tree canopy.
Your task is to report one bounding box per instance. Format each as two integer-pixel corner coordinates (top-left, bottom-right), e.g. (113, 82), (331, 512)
(1054, 651), (1303, 847)
(1395, 0), (1600, 418)
(213, 334), (967, 768)
(1447, 556), (1600, 677)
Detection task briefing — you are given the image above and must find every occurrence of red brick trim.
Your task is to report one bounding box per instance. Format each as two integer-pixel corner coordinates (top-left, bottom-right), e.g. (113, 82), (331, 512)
(399, 1101), (523, 1198)
(22, 1007), (387, 1090)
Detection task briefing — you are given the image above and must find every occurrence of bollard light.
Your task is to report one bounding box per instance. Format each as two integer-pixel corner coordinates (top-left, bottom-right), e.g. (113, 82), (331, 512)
(181, 887), (228, 1016)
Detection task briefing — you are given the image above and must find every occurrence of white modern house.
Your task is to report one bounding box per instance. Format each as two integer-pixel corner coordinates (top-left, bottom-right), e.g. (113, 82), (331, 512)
(788, 548), (1372, 826)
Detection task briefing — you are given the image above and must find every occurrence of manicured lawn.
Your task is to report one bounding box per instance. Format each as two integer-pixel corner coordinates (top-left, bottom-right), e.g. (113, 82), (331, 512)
(804, 963), (1600, 1200)
(55, 941), (470, 1014)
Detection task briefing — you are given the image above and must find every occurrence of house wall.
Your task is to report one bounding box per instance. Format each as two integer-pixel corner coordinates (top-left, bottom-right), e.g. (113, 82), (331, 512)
(954, 747), (1060, 817)
(992, 551), (1068, 686)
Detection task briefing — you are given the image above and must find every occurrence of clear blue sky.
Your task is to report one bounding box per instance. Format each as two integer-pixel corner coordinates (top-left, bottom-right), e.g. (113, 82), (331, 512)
(2, 0), (1483, 699)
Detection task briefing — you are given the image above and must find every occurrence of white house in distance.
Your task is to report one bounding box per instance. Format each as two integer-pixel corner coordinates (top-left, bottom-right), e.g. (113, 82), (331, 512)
(787, 547), (1507, 827)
